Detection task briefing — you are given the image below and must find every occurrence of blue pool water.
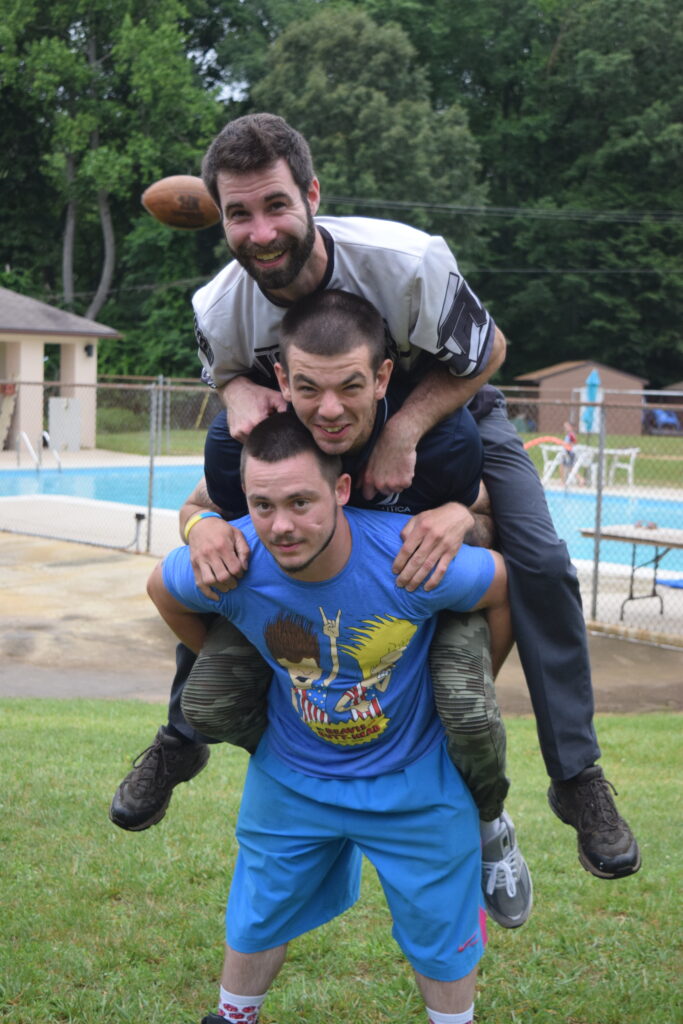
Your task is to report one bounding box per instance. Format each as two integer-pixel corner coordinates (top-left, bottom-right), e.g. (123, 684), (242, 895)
(2, 465), (682, 570)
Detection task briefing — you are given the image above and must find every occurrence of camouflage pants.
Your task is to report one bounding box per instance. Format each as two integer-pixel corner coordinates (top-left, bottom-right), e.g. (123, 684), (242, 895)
(430, 609), (509, 821)
(181, 610), (508, 821)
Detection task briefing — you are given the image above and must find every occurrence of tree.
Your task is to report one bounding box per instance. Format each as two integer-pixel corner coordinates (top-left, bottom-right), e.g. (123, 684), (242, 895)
(250, 6), (488, 262)
(0, 0), (220, 319)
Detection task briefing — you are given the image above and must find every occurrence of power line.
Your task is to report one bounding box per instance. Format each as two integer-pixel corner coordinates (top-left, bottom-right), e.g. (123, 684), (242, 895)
(323, 195), (683, 224)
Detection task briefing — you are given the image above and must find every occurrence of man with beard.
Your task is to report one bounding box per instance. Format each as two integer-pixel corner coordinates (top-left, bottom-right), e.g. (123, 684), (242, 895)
(112, 113), (639, 883)
(149, 410), (512, 1024)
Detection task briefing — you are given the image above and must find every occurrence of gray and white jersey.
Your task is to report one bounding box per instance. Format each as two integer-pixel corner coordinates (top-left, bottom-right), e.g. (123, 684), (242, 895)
(193, 216), (496, 388)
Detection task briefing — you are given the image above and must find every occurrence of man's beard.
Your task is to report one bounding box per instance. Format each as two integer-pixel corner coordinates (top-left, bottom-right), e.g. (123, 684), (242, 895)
(273, 514), (338, 576)
(229, 200), (316, 292)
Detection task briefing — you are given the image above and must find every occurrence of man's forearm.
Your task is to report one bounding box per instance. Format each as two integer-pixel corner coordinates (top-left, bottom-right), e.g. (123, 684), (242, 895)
(464, 513), (497, 549)
(390, 326), (506, 444)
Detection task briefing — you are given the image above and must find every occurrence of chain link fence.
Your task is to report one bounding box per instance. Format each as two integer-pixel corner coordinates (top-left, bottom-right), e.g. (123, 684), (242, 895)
(1, 378), (682, 646)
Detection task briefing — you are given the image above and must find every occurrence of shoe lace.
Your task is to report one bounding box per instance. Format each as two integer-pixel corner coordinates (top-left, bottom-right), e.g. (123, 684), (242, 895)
(578, 776), (622, 832)
(483, 847), (520, 899)
(130, 737), (173, 788)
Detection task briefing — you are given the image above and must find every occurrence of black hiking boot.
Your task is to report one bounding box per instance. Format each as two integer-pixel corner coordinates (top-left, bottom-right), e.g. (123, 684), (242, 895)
(548, 765), (641, 879)
(109, 726), (209, 831)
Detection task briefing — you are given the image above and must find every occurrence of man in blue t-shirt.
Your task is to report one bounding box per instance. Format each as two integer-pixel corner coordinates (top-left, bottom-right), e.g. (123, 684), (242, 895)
(113, 288), (532, 930)
(149, 411), (511, 1024)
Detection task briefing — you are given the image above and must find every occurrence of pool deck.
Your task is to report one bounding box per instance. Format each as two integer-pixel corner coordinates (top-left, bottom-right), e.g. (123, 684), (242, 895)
(1, 532), (681, 713)
(2, 449), (682, 643)
(0, 448), (203, 556)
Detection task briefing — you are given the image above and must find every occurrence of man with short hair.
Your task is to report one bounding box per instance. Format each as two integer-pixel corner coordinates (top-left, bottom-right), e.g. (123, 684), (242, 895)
(115, 288), (531, 929)
(149, 410), (512, 1024)
(113, 112), (640, 882)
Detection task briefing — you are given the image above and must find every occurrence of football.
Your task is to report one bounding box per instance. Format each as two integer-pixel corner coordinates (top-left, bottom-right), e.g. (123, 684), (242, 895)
(141, 174), (221, 230)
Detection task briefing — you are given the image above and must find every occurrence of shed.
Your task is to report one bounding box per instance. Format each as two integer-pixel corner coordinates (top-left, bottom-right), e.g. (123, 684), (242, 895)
(513, 360), (648, 436)
(0, 287), (120, 451)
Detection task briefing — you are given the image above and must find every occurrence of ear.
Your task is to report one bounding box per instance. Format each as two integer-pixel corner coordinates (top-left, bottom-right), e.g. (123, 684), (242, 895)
(307, 177), (321, 215)
(274, 361), (291, 400)
(335, 472), (352, 506)
(374, 358), (394, 400)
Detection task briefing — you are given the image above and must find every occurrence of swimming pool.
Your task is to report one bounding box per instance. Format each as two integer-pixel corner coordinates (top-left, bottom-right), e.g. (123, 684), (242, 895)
(2, 464), (682, 570)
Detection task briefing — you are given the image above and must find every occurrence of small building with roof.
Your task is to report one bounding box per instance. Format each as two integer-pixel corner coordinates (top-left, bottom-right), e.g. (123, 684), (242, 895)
(0, 287), (120, 451)
(513, 360), (648, 436)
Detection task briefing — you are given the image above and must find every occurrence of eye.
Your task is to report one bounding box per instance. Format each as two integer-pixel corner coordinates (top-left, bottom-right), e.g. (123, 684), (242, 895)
(292, 498), (310, 510)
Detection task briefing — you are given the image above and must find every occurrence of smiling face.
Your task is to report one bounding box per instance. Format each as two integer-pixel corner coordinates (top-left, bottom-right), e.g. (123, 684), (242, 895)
(244, 450), (352, 580)
(275, 343), (393, 455)
(216, 159), (327, 300)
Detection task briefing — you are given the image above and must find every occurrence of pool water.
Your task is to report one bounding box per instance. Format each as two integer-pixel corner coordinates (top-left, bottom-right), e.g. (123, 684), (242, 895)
(2, 465), (682, 571)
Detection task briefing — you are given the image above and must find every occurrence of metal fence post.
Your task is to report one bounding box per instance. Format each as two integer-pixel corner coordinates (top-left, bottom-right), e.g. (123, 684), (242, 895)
(146, 382), (157, 554)
(589, 399), (607, 620)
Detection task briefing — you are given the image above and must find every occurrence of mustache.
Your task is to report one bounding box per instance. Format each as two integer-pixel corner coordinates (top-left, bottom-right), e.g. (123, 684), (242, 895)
(235, 236), (295, 259)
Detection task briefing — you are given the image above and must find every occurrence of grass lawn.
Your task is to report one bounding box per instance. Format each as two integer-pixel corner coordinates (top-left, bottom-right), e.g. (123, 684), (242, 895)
(2, 702), (679, 1024)
(96, 430), (206, 456)
(96, 428), (682, 492)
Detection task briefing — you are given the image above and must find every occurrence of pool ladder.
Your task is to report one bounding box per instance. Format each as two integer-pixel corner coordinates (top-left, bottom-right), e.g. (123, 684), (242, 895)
(16, 430), (63, 471)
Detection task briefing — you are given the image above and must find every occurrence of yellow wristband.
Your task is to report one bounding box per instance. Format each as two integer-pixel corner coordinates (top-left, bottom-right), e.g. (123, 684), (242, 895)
(183, 510), (222, 543)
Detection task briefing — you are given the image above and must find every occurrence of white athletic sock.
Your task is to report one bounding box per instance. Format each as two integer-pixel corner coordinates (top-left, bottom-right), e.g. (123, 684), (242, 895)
(479, 814), (506, 843)
(217, 986), (266, 1023)
(426, 1004), (475, 1024)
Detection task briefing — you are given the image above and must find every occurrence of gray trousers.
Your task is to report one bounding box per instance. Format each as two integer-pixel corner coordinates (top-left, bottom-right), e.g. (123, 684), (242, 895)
(478, 396), (600, 779)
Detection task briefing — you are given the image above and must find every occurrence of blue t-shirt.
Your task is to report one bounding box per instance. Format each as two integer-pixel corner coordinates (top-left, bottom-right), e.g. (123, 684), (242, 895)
(163, 507), (494, 780)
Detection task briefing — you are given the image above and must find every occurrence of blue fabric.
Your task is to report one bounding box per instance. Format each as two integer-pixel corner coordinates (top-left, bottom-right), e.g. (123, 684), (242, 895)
(163, 507), (494, 780)
(656, 578), (683, 589)
(227, 740), (484, 981)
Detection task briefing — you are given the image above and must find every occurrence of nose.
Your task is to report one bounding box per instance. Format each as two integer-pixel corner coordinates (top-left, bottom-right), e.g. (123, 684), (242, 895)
(249, 213), (278, 247)
(317, 390), (344, 420)
(272, 507), (295, 536)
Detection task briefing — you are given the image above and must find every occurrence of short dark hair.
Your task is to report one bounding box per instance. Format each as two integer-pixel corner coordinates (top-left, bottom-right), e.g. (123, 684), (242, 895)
(202, 113), (315, 209)
(241, 411), (342, 488)
(279, 289), (388, 373)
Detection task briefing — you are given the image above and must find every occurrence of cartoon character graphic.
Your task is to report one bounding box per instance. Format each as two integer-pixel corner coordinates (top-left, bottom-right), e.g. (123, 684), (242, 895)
(336, 616), (417, 721)
(264, 608), (340, 723)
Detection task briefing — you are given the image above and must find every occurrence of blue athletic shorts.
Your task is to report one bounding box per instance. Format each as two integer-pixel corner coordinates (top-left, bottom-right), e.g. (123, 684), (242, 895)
(226, 739), (486, 981)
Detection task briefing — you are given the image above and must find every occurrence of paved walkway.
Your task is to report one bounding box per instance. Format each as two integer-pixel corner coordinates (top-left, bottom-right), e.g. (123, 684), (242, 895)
(1, 533), (681, 714)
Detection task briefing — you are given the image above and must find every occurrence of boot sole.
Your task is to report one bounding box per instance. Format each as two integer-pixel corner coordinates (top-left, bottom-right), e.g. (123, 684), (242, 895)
(109, 792), (172, 831)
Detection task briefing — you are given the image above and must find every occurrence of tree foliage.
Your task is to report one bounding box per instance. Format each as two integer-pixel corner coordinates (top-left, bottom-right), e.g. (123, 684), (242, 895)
(0, 0), (220, 319)
(251, 7), (487, 257)
(1, 0), (682, 385)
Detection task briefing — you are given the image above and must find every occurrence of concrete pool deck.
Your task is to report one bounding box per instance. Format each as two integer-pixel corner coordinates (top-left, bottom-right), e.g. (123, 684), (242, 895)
(2, 448), (682, 644)
(1, 532), (682, 714)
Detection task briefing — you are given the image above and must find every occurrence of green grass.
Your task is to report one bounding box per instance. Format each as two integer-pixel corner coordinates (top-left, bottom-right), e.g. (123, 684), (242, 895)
(96, 430), (206, 456)
(94, 428), (683, 490)
(521, 432), (683, 489)
(2, 701), (680, 1023)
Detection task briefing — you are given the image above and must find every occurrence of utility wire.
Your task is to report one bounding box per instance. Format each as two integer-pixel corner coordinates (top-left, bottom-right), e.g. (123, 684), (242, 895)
(323, 195), (683, 223)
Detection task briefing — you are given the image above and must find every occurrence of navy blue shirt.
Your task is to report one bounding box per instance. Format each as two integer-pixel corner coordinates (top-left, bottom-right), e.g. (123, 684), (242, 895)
(203, 383), (483, 521)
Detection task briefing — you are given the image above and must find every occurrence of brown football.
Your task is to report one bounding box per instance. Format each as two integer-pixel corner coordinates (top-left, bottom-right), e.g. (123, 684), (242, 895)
(141, 174), (221, 230)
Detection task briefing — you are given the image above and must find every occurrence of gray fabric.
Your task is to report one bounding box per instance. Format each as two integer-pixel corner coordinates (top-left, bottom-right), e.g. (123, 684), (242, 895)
(478, 398), (600, 779)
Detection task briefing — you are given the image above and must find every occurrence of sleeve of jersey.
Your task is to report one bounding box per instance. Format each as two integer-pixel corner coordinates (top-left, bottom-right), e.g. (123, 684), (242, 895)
(162, 545), (234, 617)
(431, 544), (496, 612)
(411, 235), (496, 378)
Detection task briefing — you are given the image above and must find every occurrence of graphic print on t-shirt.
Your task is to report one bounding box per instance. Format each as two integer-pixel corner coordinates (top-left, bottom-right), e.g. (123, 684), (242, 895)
(264, 607), (417, 747)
